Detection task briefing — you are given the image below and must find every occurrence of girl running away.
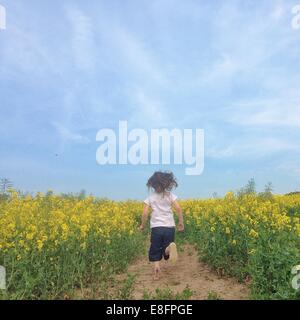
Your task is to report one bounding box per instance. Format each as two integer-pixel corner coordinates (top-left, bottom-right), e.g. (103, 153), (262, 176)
(139, 171), (184, 280)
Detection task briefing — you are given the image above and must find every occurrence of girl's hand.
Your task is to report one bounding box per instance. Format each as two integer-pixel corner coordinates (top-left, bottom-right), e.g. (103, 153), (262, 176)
(177, 222), (184, 232)
(139, 224), (145, 231)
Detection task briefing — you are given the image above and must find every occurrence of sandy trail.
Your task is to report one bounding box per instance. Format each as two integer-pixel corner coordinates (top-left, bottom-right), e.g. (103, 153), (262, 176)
(119, 244), (250, 300)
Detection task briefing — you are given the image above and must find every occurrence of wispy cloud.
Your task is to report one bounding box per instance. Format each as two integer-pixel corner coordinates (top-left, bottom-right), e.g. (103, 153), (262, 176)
(0, 25), (63, 78)
(207, 136), (300, 159)
(123, 87), (168, 126)
(187, 1), (299, 89)
(65, 6), (95, 72)
(277, 160), (300, 182)
(270, 3), (285, 20)
(1, 0), (300, 196)
(52, 122), (90, 145)
(110, 26), (167, 85)
(227, 98), (300, 128)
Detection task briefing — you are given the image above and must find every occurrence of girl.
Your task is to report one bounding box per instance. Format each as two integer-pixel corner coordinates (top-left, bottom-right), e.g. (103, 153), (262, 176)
(139, 171), (184, 280)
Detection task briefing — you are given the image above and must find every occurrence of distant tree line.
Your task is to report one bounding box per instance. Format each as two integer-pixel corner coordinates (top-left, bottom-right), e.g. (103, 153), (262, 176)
(0, 178), (13, 194)
(0, 178), (13, 201)
(285, 191), (300, 196)
(211, 178), (300, 200)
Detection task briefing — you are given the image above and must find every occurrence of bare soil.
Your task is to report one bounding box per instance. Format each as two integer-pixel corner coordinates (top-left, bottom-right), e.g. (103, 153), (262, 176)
(119, 244), (250, 300)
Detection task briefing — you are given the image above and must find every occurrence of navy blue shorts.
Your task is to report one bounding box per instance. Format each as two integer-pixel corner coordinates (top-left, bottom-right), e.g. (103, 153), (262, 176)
(149, 227), (175, 262)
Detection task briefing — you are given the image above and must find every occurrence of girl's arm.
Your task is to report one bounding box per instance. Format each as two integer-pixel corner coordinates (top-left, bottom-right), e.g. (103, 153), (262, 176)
(139, 204), (150, 230)
(172, 200), (184, 231)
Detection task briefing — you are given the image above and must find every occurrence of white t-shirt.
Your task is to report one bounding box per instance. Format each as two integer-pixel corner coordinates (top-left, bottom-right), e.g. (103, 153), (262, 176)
(144, 192), (178, 228)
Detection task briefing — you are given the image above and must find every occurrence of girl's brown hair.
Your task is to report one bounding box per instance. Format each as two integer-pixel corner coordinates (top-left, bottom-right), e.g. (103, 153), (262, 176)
(146, 171), (178, 193)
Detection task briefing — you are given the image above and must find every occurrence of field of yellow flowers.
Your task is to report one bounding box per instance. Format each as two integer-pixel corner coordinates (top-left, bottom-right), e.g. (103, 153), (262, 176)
(0, 190), (299, 299)
(182, 193), (300, 299)
(0, 191), (145, 299)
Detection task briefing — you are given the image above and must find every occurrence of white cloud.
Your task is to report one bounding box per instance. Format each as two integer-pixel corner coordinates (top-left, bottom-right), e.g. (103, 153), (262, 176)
(119, 31), (161, 81)
(0, 25), (63, 78)
(52, 122), (90, 144)
(106, 24), (168, 86)
(277, 161), (300, 180)
(186, 1), (299, 92)
(197, 53), (240, 86)
(126, 88), (167, 126)
(65, 6), (95, 72)
(228, 98), (300, 128)
(270, 3), (285, 20)
(207, 136), (300, 160)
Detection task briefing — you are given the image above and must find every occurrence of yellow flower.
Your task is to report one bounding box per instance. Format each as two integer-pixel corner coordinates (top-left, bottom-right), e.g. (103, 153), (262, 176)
(249, 229), (258, 238)
(37, 240), (44, 251)
(26, 233), (34, 240)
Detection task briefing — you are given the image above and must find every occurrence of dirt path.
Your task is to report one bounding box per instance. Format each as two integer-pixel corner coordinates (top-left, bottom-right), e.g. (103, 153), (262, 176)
(118, 244), (250, 300)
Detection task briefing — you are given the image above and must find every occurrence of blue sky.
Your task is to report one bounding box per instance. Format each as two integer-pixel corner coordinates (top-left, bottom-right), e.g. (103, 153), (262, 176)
(0, 0), (300, 199)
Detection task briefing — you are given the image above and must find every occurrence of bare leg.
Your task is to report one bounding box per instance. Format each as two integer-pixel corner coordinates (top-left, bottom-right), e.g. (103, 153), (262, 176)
(153, 261), (160, 280)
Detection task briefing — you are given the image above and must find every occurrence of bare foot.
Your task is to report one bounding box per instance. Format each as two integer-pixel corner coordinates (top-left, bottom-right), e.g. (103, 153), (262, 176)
(165, 242), (178, 262)
(153, 267), (160, 280)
